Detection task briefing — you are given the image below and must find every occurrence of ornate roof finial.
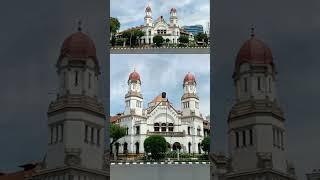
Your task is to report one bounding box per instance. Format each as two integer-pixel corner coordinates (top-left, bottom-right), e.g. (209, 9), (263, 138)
(77, 20), (82, 32)
(250, 25), (255, 38)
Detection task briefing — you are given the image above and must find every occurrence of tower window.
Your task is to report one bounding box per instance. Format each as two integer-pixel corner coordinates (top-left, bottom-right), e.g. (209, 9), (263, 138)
(97, 129), (100, 146)
(55, 125), (59, 143)
(257, 77), (261, 91)
(188, 127), (191, 135)
(273, 127), (276, 147)
(63, 72), (66, 88)
(91, 127), (94, 144)
(195, 102), (199, 109)
(136, 126), (140, 135)
(75, 71), (78, 86)
(242, 130), (246, 146)
(50, 126), (53, 144)
(126, 127), (129, 135)
(85, 125), (88, 143)
(249, 129), (253, 145)
(280, 131), (284, 149)
(244, 77), (248, 92)
(269, 78), (272, 92)
(235, 131), (239, 148)
(60, 124), (64, 142)
(88, 73), (92, 89)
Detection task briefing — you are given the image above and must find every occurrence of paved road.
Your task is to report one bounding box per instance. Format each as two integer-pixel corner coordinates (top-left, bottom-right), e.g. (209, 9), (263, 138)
(110, 47), (210, 54)
(111, 163), (210, 180)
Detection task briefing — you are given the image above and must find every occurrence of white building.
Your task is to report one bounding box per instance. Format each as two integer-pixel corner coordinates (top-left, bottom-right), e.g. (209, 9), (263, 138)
(32, 28), (109, 180)
(111, 70), (210, 158)
(117, 5), (194, 45)
(210, 32), (296, 180)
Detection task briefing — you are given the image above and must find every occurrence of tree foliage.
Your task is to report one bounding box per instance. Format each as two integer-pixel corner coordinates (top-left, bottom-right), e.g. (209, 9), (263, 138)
(153, 35), (164, 47)
(201, 136), (210, 153)
(178, 35), (189, 44)
(110, 123), (126, 145)
(195, 32), (208, 44)
(110, 17), (120, 35)
(122, 29), (145, 47)
(144, 135), (167, 160)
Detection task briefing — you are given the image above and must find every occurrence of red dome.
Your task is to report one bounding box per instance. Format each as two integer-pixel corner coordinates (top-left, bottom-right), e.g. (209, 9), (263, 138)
(170, 8), (177, 13)
(129, 70), (140, 81)
(146, 6), (152, 12)
(184, 72), (196, 83)
(235, 36), (273, 69)
(60, 31), (97, 61)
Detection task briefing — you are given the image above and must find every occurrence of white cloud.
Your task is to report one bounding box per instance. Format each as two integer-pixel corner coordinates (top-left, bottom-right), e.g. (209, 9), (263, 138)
(111, 0), (210, 31)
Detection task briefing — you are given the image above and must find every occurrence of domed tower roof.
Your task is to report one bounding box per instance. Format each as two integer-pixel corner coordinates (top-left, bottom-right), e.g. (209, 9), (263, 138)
(170, 8), (177, 13)
(145, 5), (152, 12)
(184, 72), (196, 84)
(128, 69), (141, 82)
(58, 28), (98, 66)
(235, 31), (273, 71)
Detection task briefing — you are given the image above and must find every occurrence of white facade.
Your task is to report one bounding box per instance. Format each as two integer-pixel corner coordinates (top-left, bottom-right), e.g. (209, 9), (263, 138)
(140, 6), (193, 45)
(112, 71), (208, 157)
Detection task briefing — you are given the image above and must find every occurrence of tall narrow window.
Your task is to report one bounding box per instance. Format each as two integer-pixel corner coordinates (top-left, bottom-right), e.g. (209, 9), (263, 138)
(136, 126), (140, 135)
(269, 78), (272, 92)
(244, 77), (248, 92)
(188, 127), (191, 135)
(135, 142), (139, 154)
(55, 125), (59, 143)
(50, 126), (53, 144)
(97, 129), (100, 146)
(257, 77), (261, 91)
(85, 125), (88, 142)
(235, 131), (239, 148)
(280, 131), (284, 149)
(63, 72), (66, 88)
(75, 71), (78, 86)
(91, 127), (94, 143)
(154, 123), (160, 132)
(249, 129), (253, 145)
(60, 124), (64, 142)
(126, 127), (129, 135)
(276, 129), (280, 147)
(242, 130), (246, 146)
(161, 123), (166, 132)
(88, 73), (92, 89)
(273, 127), (276, 147)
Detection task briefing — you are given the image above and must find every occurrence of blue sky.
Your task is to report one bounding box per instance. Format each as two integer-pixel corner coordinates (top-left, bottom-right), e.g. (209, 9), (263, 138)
(111, 0), (210, 31)
(110, 54), (210, 117)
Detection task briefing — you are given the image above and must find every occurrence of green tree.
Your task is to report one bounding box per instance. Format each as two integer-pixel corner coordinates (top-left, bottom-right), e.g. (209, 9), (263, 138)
(195, 32), (208, 44)
(201, 136), (210, 154)
(122, 29), (145, 47)
(110, 123), (126, 146)
(178, 35), (189, 44)
(144, 135), (167, 160)
(110, 17), (120, 35)
(153, 35), (164, 47)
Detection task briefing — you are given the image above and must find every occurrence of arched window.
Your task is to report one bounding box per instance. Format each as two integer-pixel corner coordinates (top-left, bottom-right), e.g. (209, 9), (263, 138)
(188, 127), (191, 135)
(123, 142), (128, 154)
(188, 142), (191, 154)
(126, 127), (129, 135)
(168, 123), (174, 132)
(154, 123), (160, 132)
(135, 142), (139, 154)
(115, 142), (120, 156)
(161, 123), (167, 132)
